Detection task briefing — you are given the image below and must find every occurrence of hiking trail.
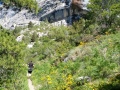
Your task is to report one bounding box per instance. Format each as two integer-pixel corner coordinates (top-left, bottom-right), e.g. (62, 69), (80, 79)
(27, 73), (35, 90)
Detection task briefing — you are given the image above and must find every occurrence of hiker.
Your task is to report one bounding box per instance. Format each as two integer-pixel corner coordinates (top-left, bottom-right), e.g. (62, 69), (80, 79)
(28, 61), (34, 74)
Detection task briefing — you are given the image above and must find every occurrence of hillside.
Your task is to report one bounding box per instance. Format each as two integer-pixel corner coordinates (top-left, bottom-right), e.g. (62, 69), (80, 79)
(0, 0), (120, 90)
(0, 21), (120, 90)
(31, 30), (120, 90)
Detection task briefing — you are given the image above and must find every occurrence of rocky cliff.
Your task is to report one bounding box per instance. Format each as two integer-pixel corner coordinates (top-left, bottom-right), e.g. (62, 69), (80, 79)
(0, 0), (89, 29)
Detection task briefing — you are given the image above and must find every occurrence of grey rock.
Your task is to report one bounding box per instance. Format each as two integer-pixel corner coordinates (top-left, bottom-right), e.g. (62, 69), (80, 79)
(75, 76), (91, 85)
(76, 76), (91, 82)
(0, 0), (89, 29)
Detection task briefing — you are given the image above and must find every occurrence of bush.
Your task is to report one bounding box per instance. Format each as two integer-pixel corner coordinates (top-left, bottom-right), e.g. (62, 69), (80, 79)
(98, 73), (120, 90)
(0, 29), (28, 90)
(1, 0), (39, 13)
(28, 21), (34, 28)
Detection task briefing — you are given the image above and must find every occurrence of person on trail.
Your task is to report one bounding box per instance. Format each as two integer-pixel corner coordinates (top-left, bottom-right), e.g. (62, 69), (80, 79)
(28, 61), (34, 74)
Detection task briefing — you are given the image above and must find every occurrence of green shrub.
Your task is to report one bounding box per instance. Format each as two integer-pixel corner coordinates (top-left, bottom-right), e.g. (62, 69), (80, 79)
(98, 73), (120, 90)
(0, 29), (28, 90)
(28, 21), (34, 28)
(1, 0), (39, 13)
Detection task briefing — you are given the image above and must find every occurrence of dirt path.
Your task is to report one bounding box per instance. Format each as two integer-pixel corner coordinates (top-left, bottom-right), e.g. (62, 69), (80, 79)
(27, 73), (35, 90)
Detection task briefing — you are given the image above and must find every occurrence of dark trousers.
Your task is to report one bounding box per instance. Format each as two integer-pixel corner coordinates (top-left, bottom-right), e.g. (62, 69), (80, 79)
(28, 68), (33, 74)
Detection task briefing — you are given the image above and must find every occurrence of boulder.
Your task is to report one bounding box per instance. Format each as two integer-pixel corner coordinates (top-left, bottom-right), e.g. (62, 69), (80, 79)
(76, 76), (91, 85)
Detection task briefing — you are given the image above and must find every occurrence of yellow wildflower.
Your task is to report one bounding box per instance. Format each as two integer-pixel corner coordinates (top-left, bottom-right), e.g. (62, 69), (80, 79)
(47, 77), (51, 81)
(48, 81), (52, 84)
(80, 42), (85, 46)
(67, 81), (73, 85)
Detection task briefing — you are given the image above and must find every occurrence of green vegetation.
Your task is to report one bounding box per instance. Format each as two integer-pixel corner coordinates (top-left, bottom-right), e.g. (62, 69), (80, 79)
(31, 29), (120, 90)
(1, 0), (39, 13)
(0, 0), (120, 90)
(87, 0), (120, 34)
(0, 29), (28, 90)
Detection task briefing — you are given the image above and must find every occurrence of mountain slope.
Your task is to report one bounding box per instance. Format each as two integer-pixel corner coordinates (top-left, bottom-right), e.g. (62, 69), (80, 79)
(31, 30), (120, 90)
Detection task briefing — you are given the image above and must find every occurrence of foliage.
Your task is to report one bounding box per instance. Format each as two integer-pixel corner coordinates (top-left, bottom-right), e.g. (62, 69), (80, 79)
(28, 21), (34, 29)
(1, 0), (39, 13)
(69, 18), (86, 45)
(0, 0), (120, 89)
(87, 0), (120, 33)
(31, 32), (38, 42)
(0, 21), (120, 90)
(0, 29), (28, 90)
(98, 73), (120, 90)
(31, 28), (120, 90)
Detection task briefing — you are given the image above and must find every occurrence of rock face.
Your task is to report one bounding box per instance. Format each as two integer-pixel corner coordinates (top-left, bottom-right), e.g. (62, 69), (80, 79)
(39, 0), (89, 24)
(0, 6), (40, 29)
(0, 0), (89, 29)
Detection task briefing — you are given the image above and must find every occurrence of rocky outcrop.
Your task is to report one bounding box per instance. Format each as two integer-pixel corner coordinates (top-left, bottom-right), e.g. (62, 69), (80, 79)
(0, 6), (40, 29)
(0, 0), (89, 29)
(39, 0), (89, 24)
